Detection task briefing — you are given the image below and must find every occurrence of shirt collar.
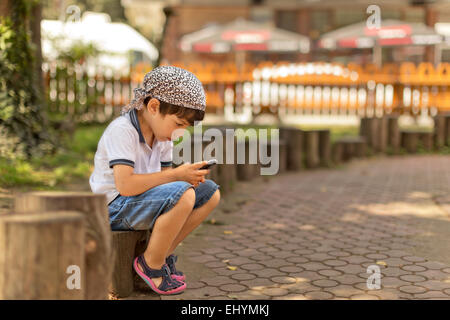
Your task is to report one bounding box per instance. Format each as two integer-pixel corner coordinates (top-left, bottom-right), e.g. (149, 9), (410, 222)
(129, 109), (146, 143)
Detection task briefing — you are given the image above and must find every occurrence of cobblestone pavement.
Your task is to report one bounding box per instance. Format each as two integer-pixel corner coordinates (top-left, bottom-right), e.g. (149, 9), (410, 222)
(131, 154), (450, 300)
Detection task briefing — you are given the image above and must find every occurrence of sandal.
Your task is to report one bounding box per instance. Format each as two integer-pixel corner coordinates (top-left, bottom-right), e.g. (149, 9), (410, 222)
(133, 255), (186, 295)
(166, 254), (186, 282)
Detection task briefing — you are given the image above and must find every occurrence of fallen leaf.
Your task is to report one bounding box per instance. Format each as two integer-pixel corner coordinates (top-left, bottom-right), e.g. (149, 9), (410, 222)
(227, 266), (237, 271)
(224, 230), (233, 235)
(222, 259), (230, 263)
(376, 261), (387, 266)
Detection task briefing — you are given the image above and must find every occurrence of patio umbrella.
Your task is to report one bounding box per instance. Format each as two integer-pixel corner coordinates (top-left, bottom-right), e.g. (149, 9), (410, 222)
(318, 19), (443, 66)
(180, 18), (310, 69)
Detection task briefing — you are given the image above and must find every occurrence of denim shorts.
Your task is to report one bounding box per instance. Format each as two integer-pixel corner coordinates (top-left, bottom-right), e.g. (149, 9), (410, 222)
(108, 179), (220, 231)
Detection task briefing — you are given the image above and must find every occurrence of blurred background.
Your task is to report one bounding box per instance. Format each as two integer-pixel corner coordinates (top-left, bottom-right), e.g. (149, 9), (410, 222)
(0, 0), (449, 199)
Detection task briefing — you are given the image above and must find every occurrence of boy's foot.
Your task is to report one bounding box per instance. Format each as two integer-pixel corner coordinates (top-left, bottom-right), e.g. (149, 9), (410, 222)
(166, 254), (186, 282)
(133, 255), (186, 295)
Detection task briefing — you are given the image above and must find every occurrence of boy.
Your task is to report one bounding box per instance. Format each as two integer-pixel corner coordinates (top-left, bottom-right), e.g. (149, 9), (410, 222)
(89, 66), (220, 295)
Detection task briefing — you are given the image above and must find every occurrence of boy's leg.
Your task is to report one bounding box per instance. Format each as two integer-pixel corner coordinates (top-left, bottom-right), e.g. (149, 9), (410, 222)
(167, 189), (220, 256)
(137, 188), (196, 287)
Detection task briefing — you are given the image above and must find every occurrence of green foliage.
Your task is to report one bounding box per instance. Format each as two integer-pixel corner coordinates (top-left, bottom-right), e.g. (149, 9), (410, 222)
(0, 1), (56, 159)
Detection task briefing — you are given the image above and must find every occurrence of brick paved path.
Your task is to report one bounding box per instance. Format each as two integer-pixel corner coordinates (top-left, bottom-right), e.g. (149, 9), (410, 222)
(131, 154), (450, 300)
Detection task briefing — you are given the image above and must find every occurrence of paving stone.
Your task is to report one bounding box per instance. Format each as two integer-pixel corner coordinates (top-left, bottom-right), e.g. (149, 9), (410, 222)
(399, 274), (427, 283)
(350, 294), (380, 300)
(304, 291), (334, 300)
(240, 278), (276, 290)
(417, 261), (449, 270)
(334, 274), (366, 285)
(231, 273), (257, 281)
(401, 264), (427, 272)
(273, 294), (308, 300)
(324, 285), (366, 297)
(403, 256), (427, 263)
(240, 263), (265, 271)
(286, 256), (309, 264)
(420, 280), (450, 291)
(399, 285), (427, 294)
(323, 259), (348, 267)
(413, 291), (450, 299)
(279, 265), (305, 273)
(270, 276), (298, 284)
(220, 284), (248, 293)
(261, 287), (289, 297)
(318, 269), (344, 277)
(201, 276), (237, 286)
(311, 279), (339, 288)
(260, 259), (293, 268)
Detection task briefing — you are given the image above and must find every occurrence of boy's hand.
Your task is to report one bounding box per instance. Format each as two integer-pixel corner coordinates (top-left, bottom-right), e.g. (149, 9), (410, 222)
(173, 161), (210, 187)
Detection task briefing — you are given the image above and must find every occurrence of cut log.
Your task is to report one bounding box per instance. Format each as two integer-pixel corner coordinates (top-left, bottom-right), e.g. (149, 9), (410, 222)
(359, 117), (379, 152)
(236, 139), (258, 181)
(14, 192), (113, 300)
(332, 136), (367, 163)
(0, 211), (85, 299)
(318, 129), (331, 167)
(387, 115), (401, 154)
(258, 138), (285, 175)
(419, 132), (434, 152)
(217, 128), (237, 195)
(303, 130), (320, 168)
(445, 115), (450, 146)
(433, 115), (447, 149)
(378, 116), (389, 153)
(109, 230), (149, 298)
(332, 142), (344, 164)
(401, 131), (420, 153)
(279, 127), (303, 171)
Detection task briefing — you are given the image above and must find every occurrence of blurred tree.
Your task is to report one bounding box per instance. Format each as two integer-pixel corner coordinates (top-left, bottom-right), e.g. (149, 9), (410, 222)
(0, 0), (56, 159)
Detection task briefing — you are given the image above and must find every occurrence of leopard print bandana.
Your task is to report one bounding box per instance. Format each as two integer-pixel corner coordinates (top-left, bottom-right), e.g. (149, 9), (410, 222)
(122, 66), (206, 114)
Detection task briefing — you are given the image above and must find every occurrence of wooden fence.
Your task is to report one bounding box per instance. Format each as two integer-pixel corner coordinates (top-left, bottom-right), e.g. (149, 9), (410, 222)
(44, 61), (450, 124)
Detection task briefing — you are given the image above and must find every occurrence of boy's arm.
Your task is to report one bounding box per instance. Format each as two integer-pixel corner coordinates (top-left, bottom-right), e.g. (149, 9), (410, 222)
(113, 165), (178, 196)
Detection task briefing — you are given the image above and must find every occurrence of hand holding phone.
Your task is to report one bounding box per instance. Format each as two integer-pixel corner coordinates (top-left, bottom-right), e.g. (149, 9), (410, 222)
(199, 159), (217, 170)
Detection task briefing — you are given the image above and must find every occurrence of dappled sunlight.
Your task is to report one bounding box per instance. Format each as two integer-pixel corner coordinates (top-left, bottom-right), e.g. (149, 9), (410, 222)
(348, 200), (446, 218)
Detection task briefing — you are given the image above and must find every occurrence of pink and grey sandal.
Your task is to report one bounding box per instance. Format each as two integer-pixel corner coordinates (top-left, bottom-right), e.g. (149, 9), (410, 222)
(133, 255), (186, 295)
(166, 254), (186, 282)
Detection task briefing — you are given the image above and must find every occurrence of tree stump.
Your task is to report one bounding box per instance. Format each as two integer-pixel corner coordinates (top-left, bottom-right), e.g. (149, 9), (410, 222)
(419, 132), (434, 152)
(303, 130), (320, 168)
(331, 142), (344, 164)
(378, 116), (389, 153)
(433, 115), (447, 149)
(318, 129), (331, 167)
(445, 115), (450, 146)
(332, 137), (367, 163)
(109, 230), (150, 298)
(279, 127), (303, 171)
(387, 115), (401, 154)
(401, 131), (420, 153)
(217, 128), (237, 195)
(0, 211), (85, 299)
(14, 192), (113, 300)
(258, 138), (285, 176)
(236, 139), (258, 181)
(359, 117), (379, 152)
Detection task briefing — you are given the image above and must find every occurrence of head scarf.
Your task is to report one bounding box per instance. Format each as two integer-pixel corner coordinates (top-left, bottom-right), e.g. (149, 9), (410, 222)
(121, 66), (206, 115)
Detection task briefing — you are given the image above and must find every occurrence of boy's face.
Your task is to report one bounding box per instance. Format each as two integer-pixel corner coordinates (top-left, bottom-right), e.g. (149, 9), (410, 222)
(143, 99), (190, 142)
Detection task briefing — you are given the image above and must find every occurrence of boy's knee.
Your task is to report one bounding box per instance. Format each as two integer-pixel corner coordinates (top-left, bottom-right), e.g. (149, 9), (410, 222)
(210, 189), (220, 206)
(179, 187), (196, 209)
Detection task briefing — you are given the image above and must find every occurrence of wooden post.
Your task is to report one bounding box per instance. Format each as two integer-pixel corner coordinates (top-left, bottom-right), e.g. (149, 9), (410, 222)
(216, 127), (237, 195)
(0, 212), (85, 299)
(434, 115), (447, 149)
(14, 192), (113, 300)
(278, 139), (287, 173)
(378, 116), (389, 153)
(318, 129), (331, 167)
(387, 115), (401, 154)
(304, 130), (320, 168)
(419, 132), (434, 152)
(279, 127), (303, 171)
(445, 115), (450, 146)
(236, 139), (258, 181)
(359, 117), (379, 152)
(110, 230), (149, 298)
(401, 131), (420, 153)
(332, 142), (344, 165)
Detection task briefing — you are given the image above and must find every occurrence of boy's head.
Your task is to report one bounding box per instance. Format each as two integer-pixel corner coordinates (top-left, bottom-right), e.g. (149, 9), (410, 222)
(122, 66), (206, 141)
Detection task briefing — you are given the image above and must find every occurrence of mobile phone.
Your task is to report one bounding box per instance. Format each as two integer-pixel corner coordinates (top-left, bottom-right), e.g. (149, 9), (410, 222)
(199, 159), (217, 170)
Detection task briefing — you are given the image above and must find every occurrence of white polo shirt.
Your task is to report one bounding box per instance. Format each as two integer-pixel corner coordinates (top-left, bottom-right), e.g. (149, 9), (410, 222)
(89, 109), (173, 204)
